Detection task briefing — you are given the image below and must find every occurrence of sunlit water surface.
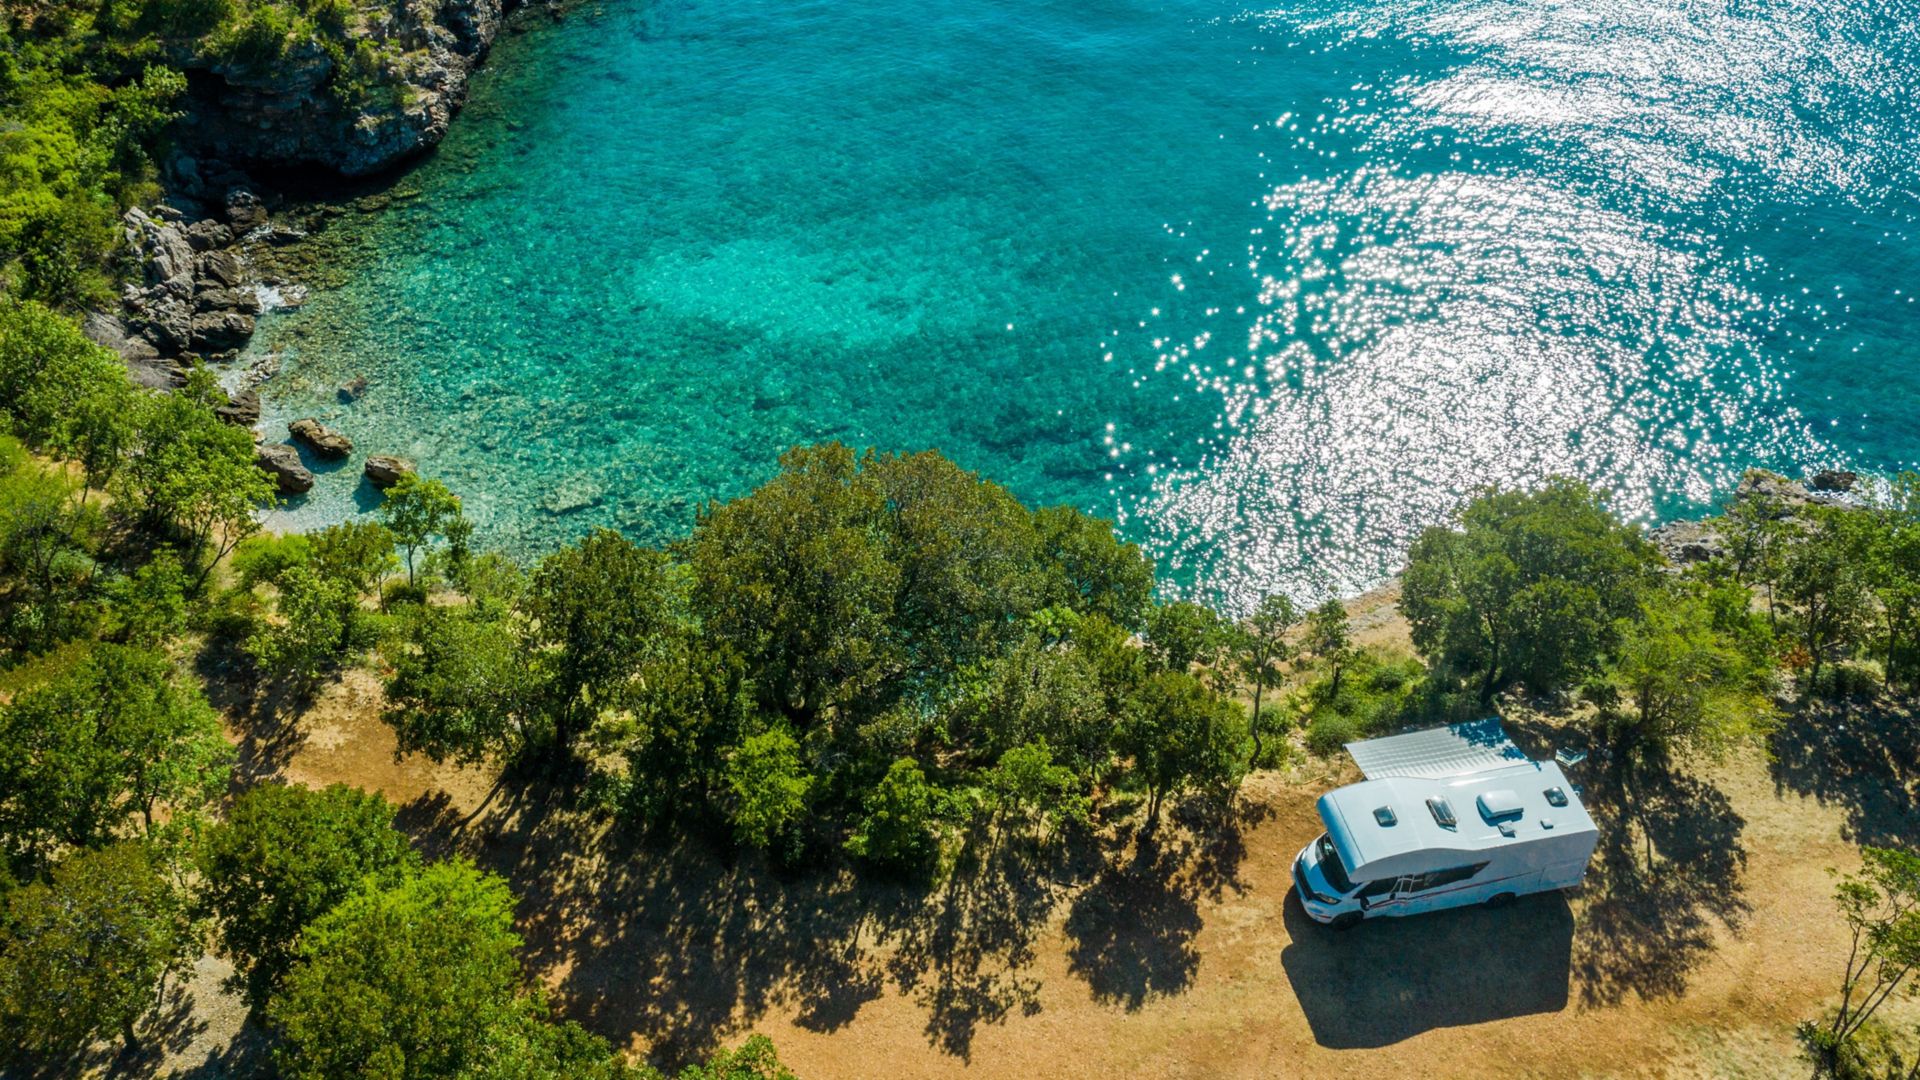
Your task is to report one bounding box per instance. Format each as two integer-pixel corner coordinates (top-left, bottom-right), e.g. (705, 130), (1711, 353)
(248, 0), (1920, 609)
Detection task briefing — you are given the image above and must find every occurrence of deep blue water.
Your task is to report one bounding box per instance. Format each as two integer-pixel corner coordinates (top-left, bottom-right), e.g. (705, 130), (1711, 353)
(248, 0), (1920, 609)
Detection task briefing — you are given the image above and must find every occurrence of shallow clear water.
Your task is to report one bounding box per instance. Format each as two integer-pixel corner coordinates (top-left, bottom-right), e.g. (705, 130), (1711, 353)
(249, 0), (1920, 609)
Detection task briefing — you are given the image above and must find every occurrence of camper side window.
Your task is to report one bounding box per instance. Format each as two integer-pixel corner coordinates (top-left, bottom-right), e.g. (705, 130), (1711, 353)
(1357, 878), (1397, 899)
(1416, 862), (1490, 891)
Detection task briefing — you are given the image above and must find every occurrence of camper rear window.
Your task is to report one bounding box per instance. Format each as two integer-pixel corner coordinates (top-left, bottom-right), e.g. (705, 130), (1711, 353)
(1315, 834), (1355, 893)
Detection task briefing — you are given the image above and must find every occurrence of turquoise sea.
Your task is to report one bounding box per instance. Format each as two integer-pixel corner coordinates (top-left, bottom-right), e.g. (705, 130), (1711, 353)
(248, 0), (1920, 609)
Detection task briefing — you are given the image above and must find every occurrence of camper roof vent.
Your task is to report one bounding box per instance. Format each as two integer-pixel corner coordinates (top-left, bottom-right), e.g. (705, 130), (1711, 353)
(1373, 805), (1397, 827)
(1497, 822), (1517, 838)
(1477, 789), (1525, 822)
(1544, 786), (1569, 808)
(1426, 797), (1457, 829)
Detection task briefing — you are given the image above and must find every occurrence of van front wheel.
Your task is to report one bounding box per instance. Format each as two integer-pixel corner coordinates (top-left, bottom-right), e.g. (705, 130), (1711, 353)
(1485, 892), (1516, 909)
(1330, 912), (1362, 931)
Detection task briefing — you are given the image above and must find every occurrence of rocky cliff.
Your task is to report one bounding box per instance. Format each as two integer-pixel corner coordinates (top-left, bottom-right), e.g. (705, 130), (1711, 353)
(178, 0), (519, 178)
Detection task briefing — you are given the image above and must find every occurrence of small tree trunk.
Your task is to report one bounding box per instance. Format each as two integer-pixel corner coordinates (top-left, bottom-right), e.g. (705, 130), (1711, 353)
(1248, 684), (1265, 770)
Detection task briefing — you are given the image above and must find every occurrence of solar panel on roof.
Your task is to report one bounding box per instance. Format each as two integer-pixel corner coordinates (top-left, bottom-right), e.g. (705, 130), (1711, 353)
(1345, 718), (1532, 780)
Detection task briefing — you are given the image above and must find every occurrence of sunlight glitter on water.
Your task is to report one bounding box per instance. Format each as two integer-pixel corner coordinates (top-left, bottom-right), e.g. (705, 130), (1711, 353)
(248, 0), (1920, 610)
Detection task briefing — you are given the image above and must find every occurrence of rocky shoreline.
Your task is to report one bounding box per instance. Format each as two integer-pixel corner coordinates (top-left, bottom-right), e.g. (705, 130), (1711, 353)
(81, 0), (550, 497)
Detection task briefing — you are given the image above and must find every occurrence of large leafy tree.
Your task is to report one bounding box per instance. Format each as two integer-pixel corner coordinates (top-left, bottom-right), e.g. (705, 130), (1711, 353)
(946, 632), (1112, 777)
(115, 370), (276, 588)
(1400, 478), (1655, 698)
(0, 843), (191, 1062)
(1117, 671), (1247, 826)
(1594, 584), (1774, 864)
(1032, 504), (1155, 630)
(721, 727), (812, 851)
(0, 644), (230, 877)
(523, 528), (681, 756)
(198, 782), (420, 1005)
(383, 602), (538, 765)
(268, 859), (560, 1080)
(0, 438), (103, 653)
(688, 443), (900, 728)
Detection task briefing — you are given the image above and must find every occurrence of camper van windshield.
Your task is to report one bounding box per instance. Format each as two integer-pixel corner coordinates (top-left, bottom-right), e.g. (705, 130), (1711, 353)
(1315, 834), (1355, 893)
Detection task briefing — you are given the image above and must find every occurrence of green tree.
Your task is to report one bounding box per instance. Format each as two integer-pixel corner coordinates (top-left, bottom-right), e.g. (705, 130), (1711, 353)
(985, 741), (1086, 845)
(197, 782), (420, 1005)
(0, 645), (230, 876)
(1781, 505), (1877, 688)
(1228, 593), (1294, 768)
(383, 603), (537, 765)
(1400, 479), (1654, 698)
(1868, 473), (1920, 691)
(246, 560), (360, 691)
(1595, 586), (1774, 866)
(618, 637), (756, 829)
(267, 859), (551, 1080)
(102, 548), (190, 648)
(1117, 670), (1247, 826)
(0, 843), (191, 1061)
(721, 728), (811, 851)
(1033, 504), (1155, 629)
(1798, 847), (1920, 1078)
(845, 757), (939, 874)
(675, 1035), (798, 1080)
(310, 519), (399, 601)
(1143, 599), (1228, 674)
(0, 442), (103, 652)
(523, 528), (681, 756)
(377, 473), (466, 589)
(946, 633), (1112, 777)
(688, 443), (899, 728)
(115, 370), (276, 588)
(1301, 599), (1355, 697)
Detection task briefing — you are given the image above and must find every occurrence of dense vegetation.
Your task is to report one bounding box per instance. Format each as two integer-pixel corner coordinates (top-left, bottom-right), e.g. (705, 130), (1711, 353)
(1, 0), (409, 305)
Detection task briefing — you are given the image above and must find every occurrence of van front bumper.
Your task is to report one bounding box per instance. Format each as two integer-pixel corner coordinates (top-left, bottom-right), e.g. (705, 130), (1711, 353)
(1292, 845), (1353, 924)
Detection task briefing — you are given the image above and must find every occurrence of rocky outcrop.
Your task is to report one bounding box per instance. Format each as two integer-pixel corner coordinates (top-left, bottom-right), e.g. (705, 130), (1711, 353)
(1649, 518), (1726, 565)
(1810, 469), (1859, 493)
(256, 443), (314, 493)
(289, 418), (354, 458)
(117, 203), (270, 364)
(363, 455), (415, 488)
(176, 0), (520, 178)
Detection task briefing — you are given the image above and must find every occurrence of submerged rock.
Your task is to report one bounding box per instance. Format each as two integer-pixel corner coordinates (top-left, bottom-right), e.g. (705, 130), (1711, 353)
(255, 443), (314, 493)
(338, 376), (370, 402)
(289, 418), (354, 458)
(363, 455), (415, 489)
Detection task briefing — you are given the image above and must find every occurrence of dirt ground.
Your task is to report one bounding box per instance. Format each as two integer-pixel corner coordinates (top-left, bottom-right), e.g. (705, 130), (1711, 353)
(142, 586), (1919, 1080)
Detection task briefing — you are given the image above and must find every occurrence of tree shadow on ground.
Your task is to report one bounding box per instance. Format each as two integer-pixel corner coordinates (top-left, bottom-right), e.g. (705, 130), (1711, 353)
(1279, 889), (1573, 1048)
(1061, 795), (1261, 1011)
(193, 639), (310, 786)
(386, 780), (1245, 1070)
(1769, 695), (1919, 849)
(1572, 769), (1749, 1007)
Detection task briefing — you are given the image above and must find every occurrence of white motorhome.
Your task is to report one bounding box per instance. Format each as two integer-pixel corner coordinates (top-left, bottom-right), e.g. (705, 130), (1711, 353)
(1293, 720), (1599, 929)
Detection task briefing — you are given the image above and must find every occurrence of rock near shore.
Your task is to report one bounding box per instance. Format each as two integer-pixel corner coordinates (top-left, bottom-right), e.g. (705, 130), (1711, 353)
(255, 443), (314, 493)
(290, 418), (354, 458)
(363, 455), (416, 488)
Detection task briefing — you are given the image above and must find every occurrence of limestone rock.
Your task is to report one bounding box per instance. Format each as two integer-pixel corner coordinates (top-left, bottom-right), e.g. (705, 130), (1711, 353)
(1650, 519), (1726, 565)
(363, 455), (415, 489)
(184, 220), (235, 251)
(226, 188), (269, 231)
(338, 376), (370, 402)
(197, 248), (247, 288)
(216, 389), (261, 426)
(255, 443), (314, 493)
(190, 311), (256, 354)
(289, 418), (354, 458)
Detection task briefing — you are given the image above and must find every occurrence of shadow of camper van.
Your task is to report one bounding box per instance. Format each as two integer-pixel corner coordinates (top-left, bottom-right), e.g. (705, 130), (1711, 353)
(1278, 889), (1574, 1048)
